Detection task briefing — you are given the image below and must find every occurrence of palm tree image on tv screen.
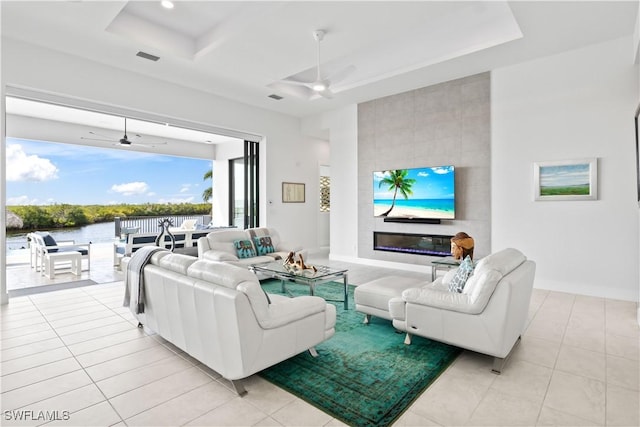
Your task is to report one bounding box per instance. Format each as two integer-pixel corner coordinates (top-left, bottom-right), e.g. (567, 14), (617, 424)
(373, 166), (455, 219)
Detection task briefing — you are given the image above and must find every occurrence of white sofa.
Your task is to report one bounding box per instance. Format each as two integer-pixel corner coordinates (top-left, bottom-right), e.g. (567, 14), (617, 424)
(389, 248), (535, 373)
(197, 227), (303, 265)
(124, 250), (336, 395)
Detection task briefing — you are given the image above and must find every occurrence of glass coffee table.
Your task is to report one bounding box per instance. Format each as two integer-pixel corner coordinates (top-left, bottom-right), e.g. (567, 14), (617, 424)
(250, 261), (349, 309)
(430, 257), (461, 281)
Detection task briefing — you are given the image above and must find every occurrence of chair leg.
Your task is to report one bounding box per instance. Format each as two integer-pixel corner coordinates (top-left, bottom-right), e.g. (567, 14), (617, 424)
(363, 314), (371, 324)
(491, 335), (522, 374)
(404, 333), (412, 345)
(308, 347), (319, 357)
(492, 357), (506, 374)
(230, 380), (247, 397)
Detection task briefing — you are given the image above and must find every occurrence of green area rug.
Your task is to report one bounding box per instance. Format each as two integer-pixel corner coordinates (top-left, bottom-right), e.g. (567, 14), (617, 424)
(259, 280), (461, 427)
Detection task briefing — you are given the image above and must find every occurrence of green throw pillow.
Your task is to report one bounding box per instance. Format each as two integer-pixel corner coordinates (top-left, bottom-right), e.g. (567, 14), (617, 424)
(253, 236), (275, 256)
(233, 239), (256, 259)
(448, 255), (474, 293)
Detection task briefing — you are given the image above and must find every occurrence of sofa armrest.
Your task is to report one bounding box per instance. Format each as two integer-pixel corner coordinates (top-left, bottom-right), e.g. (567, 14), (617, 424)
(197, 236), (211, 258)
(261, 296), (328, 329)
(402, 287), (480, 314)
(202, 250), (239, 263)
(388, 297), (406, 321)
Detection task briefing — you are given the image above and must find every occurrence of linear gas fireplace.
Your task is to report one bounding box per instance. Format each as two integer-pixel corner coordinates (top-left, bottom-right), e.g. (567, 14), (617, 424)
(373, 232), (453, 257)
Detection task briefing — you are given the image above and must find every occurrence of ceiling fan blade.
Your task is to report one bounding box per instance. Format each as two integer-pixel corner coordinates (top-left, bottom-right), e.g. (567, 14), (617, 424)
(134, 141), (168, 146)
(279, 78), (313, 87)
(81, 136), (114, 142)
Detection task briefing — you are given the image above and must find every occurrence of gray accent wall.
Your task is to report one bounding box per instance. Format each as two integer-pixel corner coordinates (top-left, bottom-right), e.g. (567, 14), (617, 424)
(357, 72), (491, 265)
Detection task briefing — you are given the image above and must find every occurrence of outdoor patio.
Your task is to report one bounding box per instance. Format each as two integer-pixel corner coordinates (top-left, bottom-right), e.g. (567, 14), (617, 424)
(6, 242), (125, 296)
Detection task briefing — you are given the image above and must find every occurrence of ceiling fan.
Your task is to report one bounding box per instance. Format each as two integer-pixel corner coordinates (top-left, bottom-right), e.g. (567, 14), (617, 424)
(277, 29), (355, 99)
(81, 117), (167, 147)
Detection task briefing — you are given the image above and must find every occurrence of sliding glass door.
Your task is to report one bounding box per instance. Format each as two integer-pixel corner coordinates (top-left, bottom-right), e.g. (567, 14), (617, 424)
(229, 140), (259, 229)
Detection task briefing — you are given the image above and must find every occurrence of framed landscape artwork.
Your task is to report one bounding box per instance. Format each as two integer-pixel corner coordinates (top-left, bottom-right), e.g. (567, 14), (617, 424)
(533, 158), (598, 201)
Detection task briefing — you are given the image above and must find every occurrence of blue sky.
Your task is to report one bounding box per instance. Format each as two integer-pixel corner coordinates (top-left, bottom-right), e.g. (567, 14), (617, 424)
(6, 139), (213, 205)
(373, 166), (455, 200)
(539, 163), (590, 188)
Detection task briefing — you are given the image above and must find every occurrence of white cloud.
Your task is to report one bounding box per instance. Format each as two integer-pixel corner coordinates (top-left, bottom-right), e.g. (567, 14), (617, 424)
(7, 195), (39, 205)
(6, 144), (58, 182)
(111, 181), (149, 196)
(432, 166), (454, 174)
(179, 185), (190, 193)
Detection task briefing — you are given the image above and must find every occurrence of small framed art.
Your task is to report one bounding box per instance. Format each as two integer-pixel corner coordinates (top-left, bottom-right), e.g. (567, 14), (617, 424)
(282, 182), (305, 203)
(533, 158), (598, 201)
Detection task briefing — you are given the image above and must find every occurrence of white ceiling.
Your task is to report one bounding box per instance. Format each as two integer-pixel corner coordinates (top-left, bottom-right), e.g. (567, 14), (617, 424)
(1, 1), (638, 120)
(5, 97), (240, 147)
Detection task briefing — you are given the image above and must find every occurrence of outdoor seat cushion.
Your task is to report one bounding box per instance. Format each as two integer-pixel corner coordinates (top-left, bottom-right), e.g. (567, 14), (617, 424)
(55, 246), (89, 256)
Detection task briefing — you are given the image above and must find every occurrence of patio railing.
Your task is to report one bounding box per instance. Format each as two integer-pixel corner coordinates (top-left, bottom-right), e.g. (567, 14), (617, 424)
(114, 215), (212, 236)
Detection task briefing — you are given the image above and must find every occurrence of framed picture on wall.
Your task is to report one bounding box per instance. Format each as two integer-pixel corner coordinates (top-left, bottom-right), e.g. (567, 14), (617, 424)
(282, 182), (305, 203)
(635, 103), (640, 204)
(533, 158), (598, 201)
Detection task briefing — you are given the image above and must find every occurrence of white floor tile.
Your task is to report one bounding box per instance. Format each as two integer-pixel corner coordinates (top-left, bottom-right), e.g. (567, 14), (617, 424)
(467, 388), (541, 426)
(1, 346), (73, 376)
(44, 401), (122, 427)
(543, 370), (605, 424)
(2, 370), (93, 411)
(96, 353), (195, 398)
(124, 381), (235, 426)
(1, 358), (82, 393)
(108, 365), (212, 419)
(184, 396), (270, 427)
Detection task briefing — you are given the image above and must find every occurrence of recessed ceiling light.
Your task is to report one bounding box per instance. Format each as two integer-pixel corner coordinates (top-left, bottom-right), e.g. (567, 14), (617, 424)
(161, 1), (174, 9)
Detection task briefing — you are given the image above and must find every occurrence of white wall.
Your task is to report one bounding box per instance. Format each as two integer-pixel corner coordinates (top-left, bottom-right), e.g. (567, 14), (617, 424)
(492, 36), (639, 301)
(322, 36), (639, 301)
(0, 38), (322, 303)
(324, 105), (359, 260)
(264, 133), (329, 248)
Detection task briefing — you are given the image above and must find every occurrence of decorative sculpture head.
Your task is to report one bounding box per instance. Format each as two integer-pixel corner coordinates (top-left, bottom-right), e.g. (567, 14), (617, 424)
(450, 232), (474, 260)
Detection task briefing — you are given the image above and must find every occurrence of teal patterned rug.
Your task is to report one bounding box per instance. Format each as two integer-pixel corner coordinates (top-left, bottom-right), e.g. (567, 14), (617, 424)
(259, 280), (461, 427)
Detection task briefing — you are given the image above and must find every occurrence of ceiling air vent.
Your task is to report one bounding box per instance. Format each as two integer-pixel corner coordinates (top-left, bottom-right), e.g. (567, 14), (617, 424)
(268, 94), (283, 100)
(136, 51), (160, 62)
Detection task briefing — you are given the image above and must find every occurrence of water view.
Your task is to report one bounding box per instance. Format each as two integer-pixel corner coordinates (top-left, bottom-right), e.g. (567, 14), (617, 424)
(6, 222), (116, 253)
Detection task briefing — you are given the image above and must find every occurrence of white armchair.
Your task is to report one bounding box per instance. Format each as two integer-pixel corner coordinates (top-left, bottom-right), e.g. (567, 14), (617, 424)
(389, 248), (536, 373)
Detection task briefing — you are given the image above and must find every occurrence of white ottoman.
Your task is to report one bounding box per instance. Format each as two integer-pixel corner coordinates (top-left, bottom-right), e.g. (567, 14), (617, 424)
(43, 251), (82, 278)
(354, 276), (425, 322)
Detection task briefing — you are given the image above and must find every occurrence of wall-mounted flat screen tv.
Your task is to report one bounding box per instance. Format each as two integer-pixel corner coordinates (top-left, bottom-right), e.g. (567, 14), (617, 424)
(373, 166), (455, 220)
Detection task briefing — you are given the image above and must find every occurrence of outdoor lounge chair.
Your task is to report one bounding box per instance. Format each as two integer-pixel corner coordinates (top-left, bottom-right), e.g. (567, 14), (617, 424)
(28, 231), (91, 274)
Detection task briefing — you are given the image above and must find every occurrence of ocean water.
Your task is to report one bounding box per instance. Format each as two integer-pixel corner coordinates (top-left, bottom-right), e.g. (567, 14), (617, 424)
(373, 198), (455, 215)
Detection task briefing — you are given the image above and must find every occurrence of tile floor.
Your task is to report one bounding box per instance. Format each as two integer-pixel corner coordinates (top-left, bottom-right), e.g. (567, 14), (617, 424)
(1, 255), (639, 426)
